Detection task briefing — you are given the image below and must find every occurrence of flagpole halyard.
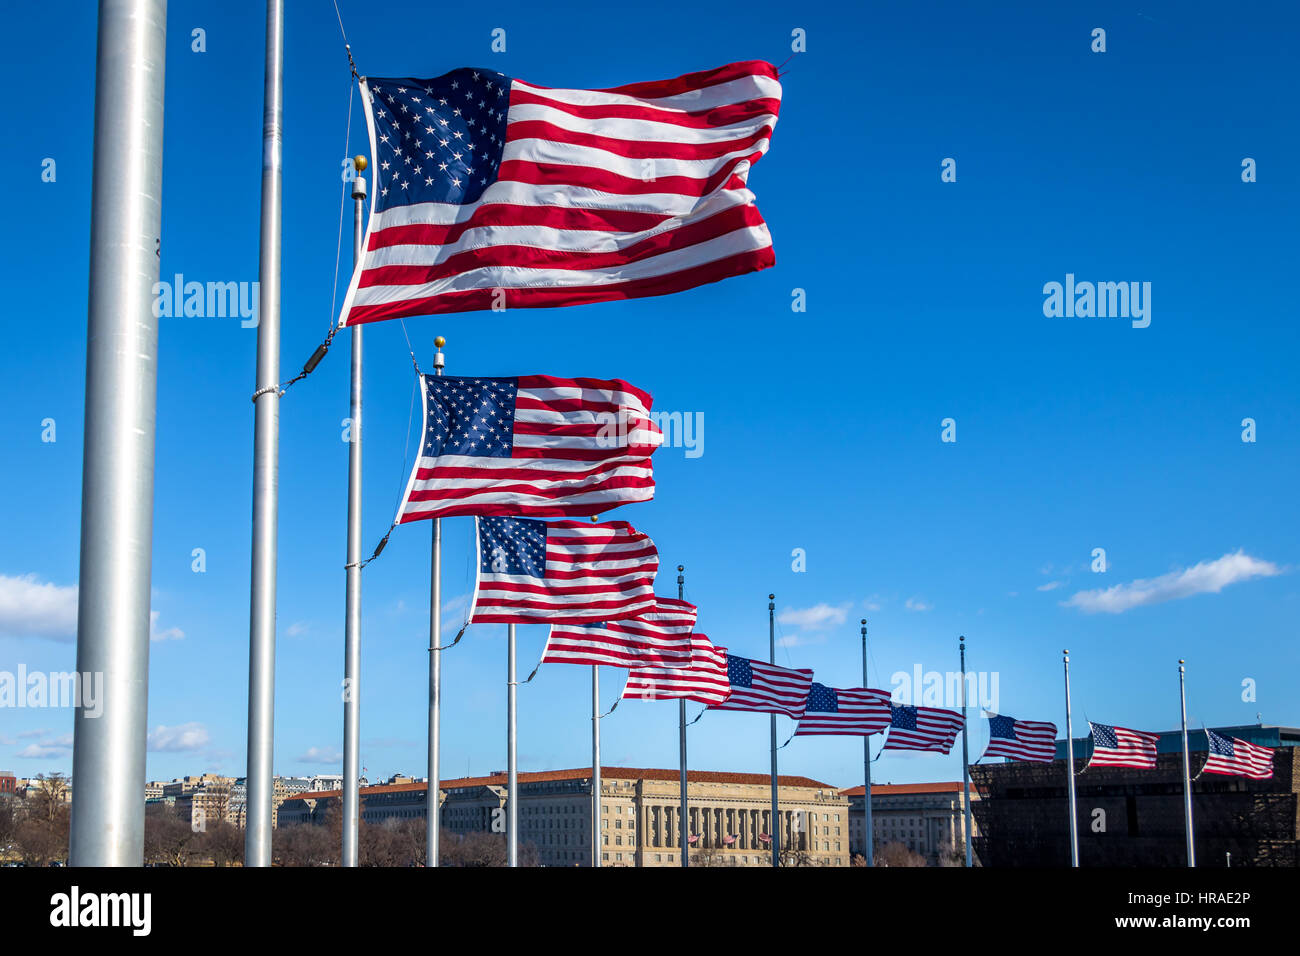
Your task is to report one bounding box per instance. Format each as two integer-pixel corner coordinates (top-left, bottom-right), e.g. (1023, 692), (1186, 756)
(1063, 649), (1079, 866)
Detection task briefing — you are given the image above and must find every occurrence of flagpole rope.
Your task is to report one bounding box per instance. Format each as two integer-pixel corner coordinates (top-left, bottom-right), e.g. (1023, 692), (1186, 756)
(430, 623), (468, 653)
(687, 707), (706, 726)
(598, 698), (621, 719)
(777, 733), (794, 750)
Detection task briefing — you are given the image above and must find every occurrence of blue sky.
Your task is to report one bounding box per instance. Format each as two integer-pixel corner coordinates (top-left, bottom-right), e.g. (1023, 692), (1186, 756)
(1, 0), (1296, 792)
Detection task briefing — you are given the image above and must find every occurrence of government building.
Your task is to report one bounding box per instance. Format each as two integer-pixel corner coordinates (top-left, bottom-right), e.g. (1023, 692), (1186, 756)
(280, 766), (851, 866)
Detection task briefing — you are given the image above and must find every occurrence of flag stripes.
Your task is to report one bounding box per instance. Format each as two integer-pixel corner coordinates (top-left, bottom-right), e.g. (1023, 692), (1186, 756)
(622, 633), (730, 705)
(541, 597), (697, 668)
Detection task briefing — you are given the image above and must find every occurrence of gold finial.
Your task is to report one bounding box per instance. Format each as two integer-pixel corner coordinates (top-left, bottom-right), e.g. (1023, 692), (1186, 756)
(353, 154), (368, 171)
(435, 335), (446, 348)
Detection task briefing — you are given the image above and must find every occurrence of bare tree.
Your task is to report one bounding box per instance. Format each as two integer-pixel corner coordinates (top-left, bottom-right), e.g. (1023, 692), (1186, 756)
(875, 841), (926, 867)
(143, 804), (201, 867)
(31, 773), (69, 823)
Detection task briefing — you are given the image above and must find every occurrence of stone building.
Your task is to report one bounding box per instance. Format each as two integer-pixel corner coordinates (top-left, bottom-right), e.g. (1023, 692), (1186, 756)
(841, 782), (978, 864)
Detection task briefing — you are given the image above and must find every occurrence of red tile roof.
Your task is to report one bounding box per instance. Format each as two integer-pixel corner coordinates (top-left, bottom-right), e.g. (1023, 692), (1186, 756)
(287, 766), (839, 802)
(839, 782), (965, 796)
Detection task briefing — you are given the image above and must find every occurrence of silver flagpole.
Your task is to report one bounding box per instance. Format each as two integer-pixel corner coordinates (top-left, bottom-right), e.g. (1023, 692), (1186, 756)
(677, 564), (688, 867)
(1179, 659), (1196, 867)
(426, 336), (444, 867)
(341, 158), (366, 867)
(69, 0), (167, 868)
(245, 0), (284, 868)
(960, 636), (973, 867)
(769, 593), (779, 867)
(1064, 648), (1079, 866)
(861, 619), (874, 867)
(507, 622), (518, 866)
(591, 666), (601, 868)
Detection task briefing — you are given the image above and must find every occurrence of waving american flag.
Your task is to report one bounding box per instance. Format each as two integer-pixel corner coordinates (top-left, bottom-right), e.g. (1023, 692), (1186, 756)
(794, 684), (892, 736)
(622, 633), (730, 705)
(396, 373), (660, 522)
(981, 714), (1057, 763)
(709, 656), (813, 719)
(1201, 729), (1273, 780)
(541, 597), (697, 668)
(338, 62), (780, 324)
(469, 516), (657, 625)
(882, 704), (965, 754)
(1086, 722), (1159, 769)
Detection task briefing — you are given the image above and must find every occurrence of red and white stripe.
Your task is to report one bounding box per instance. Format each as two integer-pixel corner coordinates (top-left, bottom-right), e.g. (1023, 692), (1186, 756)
(622, 633), (730, 705)
(794, 687), (892, 736)
(710, 657), (814, 720)
(398, 374), (662, 522)
(470, 519), (657, 624)
(1087, 723), (1160, 769)
(541, 597), (697, 668)
(883, 706), (967, 755)
(342, 61), (780, 323)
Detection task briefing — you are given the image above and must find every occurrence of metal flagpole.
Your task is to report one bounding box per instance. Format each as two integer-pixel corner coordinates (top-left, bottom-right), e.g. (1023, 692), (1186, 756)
(592, 666), (601, 868)
(426, 336), (445, 867)
(69, 0), (167, 868)
(1179, 659), (1196, 867)
(1063, 648), (1079, 867)
(245, 0), (284, 868)
(507, 622), (519, 866)
(769, 593), (780, 867)
(341, 157), (367, 867)
(677, 564), (688, 867)
(861, 619), (874, 867)
(960, 636), (973, 867)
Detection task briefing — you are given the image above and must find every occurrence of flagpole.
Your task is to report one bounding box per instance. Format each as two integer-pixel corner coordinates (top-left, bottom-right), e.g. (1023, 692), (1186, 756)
(1179, 659), (1196, 867)
(507, 622), (518, 866)
(861, 619), (873, 867)
(677, 564), (688, 867)
(69, 0), (167, 868)
(960, 636), (973, 867)
(426, 336), (445, 867)
(1063, 648), (1079, 867)
(245, 0), (284, 868)
(341, 156), (367, 868)
(591, 665), (601, 868)
(769, 592), (780, 867)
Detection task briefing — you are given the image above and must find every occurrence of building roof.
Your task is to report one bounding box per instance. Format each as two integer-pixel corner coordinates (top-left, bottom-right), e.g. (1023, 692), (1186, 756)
(289, 766), (839, 802)
(839, 782), (964, 797)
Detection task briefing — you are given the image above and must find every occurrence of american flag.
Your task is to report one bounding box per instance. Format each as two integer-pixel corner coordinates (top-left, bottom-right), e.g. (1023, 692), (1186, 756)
(469, 516), (656, 625)
(708, 656), (813, 719)
(882, 704), (965, 754)
(397, 373), (660, 522)
(540, 597), (697, 668)
(981, 714), (1057, 763)
(1087, 721), (1160, 769)
(339, 63), (780, 324)
(622, 633), (730, 705)
(1201, 729), (1273, 780)
(793, 684), (892, 736)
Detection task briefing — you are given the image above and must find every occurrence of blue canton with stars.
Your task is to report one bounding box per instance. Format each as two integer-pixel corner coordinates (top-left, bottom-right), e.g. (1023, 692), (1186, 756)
(890, 704), (919, 729)
(805, 683), (838, 713)
(989, 714), (1017, 739)
(479, 516), (548, 578)
(725, 655), (754, 688)
(1207, 730), (1234, 757)
(1091, 722), (1120, 748)
(422, 375), (517, 459)
(368, 68), (512, 209)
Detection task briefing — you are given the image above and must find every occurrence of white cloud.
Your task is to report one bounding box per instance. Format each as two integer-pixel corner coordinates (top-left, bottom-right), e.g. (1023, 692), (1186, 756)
(1062, 550), (1281, 615)
(863, 596), (883, 612)
(1037, 581), (1063, 592)
(147, 722), (210, 753)
(298, 746), (343, 765)
(0, 573), (78, 641)
(150, 610), (184, 642)
(286, 621), (310, 637)
(905, 597), (931, 612)
(16, 732), (73, 759)
(777, 602), (850, 632)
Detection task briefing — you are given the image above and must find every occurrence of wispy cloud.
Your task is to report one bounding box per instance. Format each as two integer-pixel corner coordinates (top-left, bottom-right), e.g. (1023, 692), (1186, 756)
(777, 602), (850, 632)
(150, 610), (184, 642)
(0, 573), (78, 641)
(1036, 581), (1063, 592)
(147, 722), (210, 752)
(16, 731), (73, 759)
(905, 597), (931, 612)
(298, 746), (343, 765)
(1062, 551), (1281, 614)
(286, 621), (310, 638)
